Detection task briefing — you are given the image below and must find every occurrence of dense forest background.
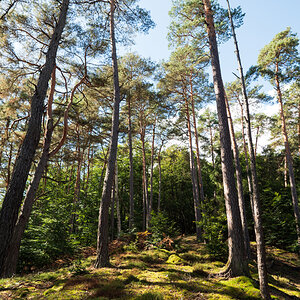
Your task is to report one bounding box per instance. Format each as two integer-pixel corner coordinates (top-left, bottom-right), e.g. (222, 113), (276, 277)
(0, 0), (299, 298)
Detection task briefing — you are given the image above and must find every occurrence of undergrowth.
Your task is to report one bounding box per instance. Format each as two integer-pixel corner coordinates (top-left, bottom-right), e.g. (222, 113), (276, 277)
(0, 235), (299, 299)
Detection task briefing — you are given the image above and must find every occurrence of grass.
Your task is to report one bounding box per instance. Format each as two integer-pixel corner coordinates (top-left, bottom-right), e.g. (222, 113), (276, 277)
(0, 236), (299, 299)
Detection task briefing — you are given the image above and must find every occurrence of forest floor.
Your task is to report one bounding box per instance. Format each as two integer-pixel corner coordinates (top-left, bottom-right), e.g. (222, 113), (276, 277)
(0, 235), (299, 299)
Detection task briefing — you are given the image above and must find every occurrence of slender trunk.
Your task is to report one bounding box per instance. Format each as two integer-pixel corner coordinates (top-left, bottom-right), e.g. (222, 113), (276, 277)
(128, 96), (134, 229)
(275, 70), (300, 248)
(149, 119), (156, 223)
(110, 179), (115, 241)
(209, 124), (215, 169)
(284, 155), (288, 188)
(225, 93), (251, 259)
(190, 76), (205, 205)
(226, 0), (269, 295)
(255, 125), (260, 158)
(115, 162), (121, 237)
(185, 97), (202, 241)
(71, 146), (84, 234)
(240, 103), (253, 212)
(95, 0), (121, 268)
(157, 144), (163, 212)
(141, 127), (148, 230)
(0, 0), (69, 277)
(98, 149), (109, 193)
(203, 0), (248, 277)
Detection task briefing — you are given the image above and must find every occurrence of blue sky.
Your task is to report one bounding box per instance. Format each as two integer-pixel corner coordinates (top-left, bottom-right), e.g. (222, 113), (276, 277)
(126, 0), (300, 84)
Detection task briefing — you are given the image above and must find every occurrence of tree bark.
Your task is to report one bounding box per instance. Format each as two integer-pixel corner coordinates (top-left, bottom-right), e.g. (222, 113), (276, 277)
(149, 119), (156, 225)
(275, 69), (300, 248)
(127, 95), (134, 229)
(115, 162), (121, 237)
(95, 0), (121, 268)
(157, 144), (163, 212)
(0, 0), (69, 277)
(203, 0), (249, 277)
(226, 0), (269, 296)
(224, 93), (251, 259)
(190, 76), (205, 207)
(140, 126), (149, 230)
(185, 96), (202, 241)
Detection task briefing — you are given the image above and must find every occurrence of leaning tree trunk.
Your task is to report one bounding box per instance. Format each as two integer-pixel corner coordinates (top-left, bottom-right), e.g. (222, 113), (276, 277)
(1, 68), (86, 277)
(115, 162), (121, 237)
(203, 0), (249, 277)
(0, 0), (69, 278)
(275, 70), (300, 248)
(224, 93), (251, 259)
(226, 0), (269, 296)
(1, 69), (56, 277)
(95, 0), (121, 268)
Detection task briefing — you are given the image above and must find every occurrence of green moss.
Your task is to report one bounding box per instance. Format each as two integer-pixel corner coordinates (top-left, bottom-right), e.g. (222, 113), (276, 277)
(135, 291), (164, 299)
(166, 254), (184, 265)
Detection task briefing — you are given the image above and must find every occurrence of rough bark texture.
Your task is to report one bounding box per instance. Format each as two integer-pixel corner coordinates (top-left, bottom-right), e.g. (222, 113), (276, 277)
(203, 0), (249, 277)
(224, 93), (251, 259)
(226, 0), (270, 296)
(275, 70), (300, 248)
(0, 68), (57, 277)
(95, 0), (121, 268)
(0, 0), (69, 277)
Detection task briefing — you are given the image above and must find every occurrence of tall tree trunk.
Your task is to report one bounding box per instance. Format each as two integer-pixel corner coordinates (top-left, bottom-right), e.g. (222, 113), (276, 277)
(0, 0), (69, 277)
(203, 0), (249, 277)
(226, 0), (269, 296)
(190, 76), (205, 206)
(185, 97), (202, 241)
(255, 125), (260, 158)
(128, 96), (134, 229)
(284, 155), (288, 188)
(115, 162), (121, 237)
(110, 178), (115, 241)
(239, 102), (253, 213)
(1, 67), (57, 277)
(209, 123), (215, 170)
(141, 127), (149, 230)
(149, 119), (156, 224)
(71, 146), (84, 234)
(275, 69), (300, 248)
(224, 93), (251, 259)
(157, 144), (163, 212)
(95, 0), (121, 268)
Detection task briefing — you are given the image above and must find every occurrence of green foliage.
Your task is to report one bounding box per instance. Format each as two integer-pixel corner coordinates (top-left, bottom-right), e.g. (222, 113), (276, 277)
(201, 209), (228, 262)
(150, 211), (179, 239)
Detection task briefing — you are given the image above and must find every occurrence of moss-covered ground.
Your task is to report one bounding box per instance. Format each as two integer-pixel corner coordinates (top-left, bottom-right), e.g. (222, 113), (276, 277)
(0, 236), (299, 299)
